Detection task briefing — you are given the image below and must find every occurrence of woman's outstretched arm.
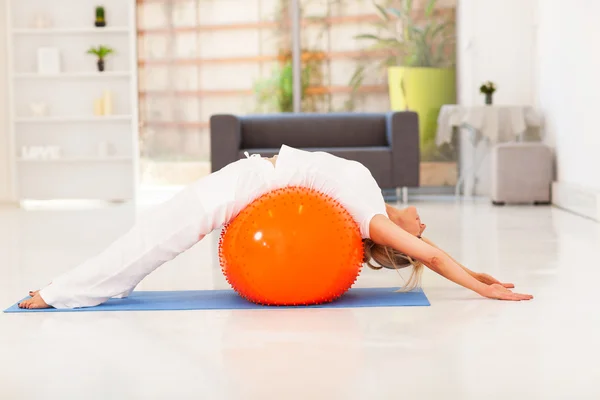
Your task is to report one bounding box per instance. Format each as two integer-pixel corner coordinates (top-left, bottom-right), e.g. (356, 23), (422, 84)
(420, 237), (515, 289)
(369, 215), (533, 301)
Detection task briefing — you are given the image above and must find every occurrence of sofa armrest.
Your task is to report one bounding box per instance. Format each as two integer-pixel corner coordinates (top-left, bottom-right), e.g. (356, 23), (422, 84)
(386, 111), (420, 187)
(210, 114), (242, 172)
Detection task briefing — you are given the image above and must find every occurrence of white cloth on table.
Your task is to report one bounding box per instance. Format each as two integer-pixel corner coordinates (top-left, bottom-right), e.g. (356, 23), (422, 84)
(436, 105), (542, 146)
(39, 145), (387, 309)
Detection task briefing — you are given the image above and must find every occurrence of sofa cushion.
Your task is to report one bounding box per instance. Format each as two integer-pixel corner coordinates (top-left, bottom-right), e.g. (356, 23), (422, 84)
(239, 146), (393, 188)
(240, 113), (388, 149)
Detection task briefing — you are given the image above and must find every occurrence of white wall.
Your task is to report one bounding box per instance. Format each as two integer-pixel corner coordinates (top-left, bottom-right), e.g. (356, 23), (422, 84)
(456, 0), (537, 195)
(457, 0), (537, 106)
(537, 0), (600, 193)
(0, 0), (12, 202)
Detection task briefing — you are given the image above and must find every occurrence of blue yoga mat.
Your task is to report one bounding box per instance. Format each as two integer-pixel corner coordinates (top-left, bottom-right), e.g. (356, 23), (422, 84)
(4, 287), (429, 313)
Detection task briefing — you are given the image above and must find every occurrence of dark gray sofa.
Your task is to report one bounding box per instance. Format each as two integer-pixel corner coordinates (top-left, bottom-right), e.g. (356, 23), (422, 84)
(210, 112), (420, 190)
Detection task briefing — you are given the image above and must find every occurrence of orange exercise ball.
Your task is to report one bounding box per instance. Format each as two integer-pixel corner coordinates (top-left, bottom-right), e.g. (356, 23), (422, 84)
(219, 186), (364, 306)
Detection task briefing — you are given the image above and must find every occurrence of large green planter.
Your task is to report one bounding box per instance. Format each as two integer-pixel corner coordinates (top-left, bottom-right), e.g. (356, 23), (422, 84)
(388, 67), (456, 160)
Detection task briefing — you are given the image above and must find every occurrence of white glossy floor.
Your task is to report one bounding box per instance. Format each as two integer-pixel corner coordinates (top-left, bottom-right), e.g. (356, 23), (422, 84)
(1, 194), (600, 400)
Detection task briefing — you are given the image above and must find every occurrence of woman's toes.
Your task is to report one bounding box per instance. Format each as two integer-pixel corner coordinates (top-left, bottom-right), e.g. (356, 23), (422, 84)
(29, 294), (50, 309)
(17, 293), (50, 309)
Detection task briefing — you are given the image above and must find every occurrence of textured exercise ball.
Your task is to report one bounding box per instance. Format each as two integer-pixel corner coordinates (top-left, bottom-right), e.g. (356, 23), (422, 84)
(219, 186), (364, 306)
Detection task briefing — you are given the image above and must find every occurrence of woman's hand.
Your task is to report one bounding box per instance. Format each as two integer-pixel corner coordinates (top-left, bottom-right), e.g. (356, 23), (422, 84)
(479, 283), (533, 301)
(474, 273), (515, 288)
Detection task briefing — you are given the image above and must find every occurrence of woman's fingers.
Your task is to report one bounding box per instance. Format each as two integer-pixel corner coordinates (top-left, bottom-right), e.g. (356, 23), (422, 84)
(478, 274), (516, 289)
(489, 284), (533, 301)
(498, 290), (533, 301)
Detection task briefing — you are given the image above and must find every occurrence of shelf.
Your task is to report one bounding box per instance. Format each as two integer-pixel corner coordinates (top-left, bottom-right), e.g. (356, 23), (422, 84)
(15, 116), (133, 123)
(14, 72), (131, 79)
(12, 27), (131, 35)
(18, 157), (133, 163)
(138, 49), (396, 66)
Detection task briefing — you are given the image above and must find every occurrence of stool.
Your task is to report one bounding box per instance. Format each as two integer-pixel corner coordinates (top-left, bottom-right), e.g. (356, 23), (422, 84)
(490, 142), (553, 205)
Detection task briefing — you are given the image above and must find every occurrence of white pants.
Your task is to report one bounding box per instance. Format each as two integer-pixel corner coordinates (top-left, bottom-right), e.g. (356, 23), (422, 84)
(40, 156), (274, 309)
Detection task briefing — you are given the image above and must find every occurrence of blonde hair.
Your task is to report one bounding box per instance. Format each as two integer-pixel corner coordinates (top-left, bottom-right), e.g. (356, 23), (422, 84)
(362, 239), (424, 291)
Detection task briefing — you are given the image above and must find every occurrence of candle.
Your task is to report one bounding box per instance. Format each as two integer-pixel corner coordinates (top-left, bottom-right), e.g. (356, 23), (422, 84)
(94, 99), (104, 116)
(94, 98), (104, 116)
(103, 90), (113, 115)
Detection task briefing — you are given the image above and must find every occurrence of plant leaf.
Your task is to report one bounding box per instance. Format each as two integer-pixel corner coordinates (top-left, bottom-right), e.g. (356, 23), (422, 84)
(373, 3), (389, 22)
(424, 0), (437, 18)
(354, 33), (384, 41)
(348, 65), (366, 88)
(429, 21), (454, 41)
(386, 7), (404, 20)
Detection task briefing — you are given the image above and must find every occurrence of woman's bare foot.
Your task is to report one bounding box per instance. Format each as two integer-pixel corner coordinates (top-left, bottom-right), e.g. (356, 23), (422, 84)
(18, 292), (50, 309)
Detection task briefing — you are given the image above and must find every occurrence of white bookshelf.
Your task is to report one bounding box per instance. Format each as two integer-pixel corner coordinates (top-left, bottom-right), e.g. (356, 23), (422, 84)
(5, 0), (139, 202)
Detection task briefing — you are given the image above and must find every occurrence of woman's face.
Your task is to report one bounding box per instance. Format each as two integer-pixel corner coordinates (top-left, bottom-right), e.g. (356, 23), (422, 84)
(393, 206), (426, 237)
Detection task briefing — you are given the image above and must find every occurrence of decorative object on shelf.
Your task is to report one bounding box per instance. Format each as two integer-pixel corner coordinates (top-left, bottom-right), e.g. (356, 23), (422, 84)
(353, 0), (456, 162)
(92, 90), (114, 116)
(87, 45), (114, 72)
(103, 90), (113, 115)
(480, 81), (497, 105)
(21, 145), (62, 160)
(32, 14), (52, 29)
(95, 6), (107, 27)
(29, 102), (49, 117)
(97, 141), (117, 157)
(93, 98), (104, 116)
(37, 47), (61, 74)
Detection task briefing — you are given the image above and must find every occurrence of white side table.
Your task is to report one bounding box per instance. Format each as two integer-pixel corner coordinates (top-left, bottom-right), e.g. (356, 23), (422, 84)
(436, 105), (542, 197)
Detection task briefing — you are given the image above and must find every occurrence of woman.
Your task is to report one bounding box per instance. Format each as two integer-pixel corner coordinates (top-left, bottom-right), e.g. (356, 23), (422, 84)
(19, 145), (532, 309)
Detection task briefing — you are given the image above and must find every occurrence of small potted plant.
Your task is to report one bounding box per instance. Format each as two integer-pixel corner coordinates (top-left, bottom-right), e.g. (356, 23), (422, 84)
(480, 81), (497, 105)
(95, 6), (106, 27)
(87, 45), (114, 72)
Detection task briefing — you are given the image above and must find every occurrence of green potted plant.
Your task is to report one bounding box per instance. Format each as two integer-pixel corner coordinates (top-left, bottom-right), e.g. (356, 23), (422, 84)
(354, 0), (456, 158)
(95, 6), (106, 27)
(253, 60), (313, 113)
(87, 45), (114, 72)
(480, 81), (496, 105)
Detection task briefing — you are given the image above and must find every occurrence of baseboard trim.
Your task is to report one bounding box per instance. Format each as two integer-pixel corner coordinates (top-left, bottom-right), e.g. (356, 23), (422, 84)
(552, 181), (600, 222)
